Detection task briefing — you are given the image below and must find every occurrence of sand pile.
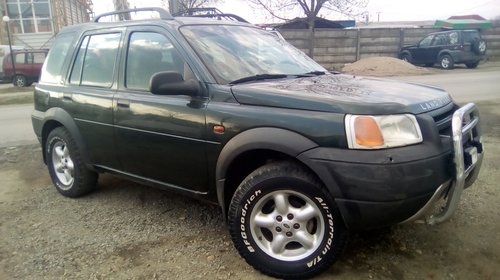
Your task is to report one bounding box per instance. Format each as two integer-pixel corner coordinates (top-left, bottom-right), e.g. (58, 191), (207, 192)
(341, 56), (430, 77)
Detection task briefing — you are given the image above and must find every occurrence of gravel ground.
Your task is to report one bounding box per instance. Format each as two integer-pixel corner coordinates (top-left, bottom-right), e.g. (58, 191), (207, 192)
(0, 101), (499, 279)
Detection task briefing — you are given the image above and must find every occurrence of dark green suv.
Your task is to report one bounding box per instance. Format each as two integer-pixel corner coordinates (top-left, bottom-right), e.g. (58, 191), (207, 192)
(32, 8), (484, 279)
(399, 29), (487, 69)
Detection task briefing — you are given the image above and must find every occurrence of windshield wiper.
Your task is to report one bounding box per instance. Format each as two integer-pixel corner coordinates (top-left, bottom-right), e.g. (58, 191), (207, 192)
(302, 71), (326, 76)
(229, 74), (288, 85)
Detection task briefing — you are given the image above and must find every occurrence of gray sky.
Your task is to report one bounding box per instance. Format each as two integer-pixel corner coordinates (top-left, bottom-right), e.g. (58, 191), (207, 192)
(93, 0), (500, 23)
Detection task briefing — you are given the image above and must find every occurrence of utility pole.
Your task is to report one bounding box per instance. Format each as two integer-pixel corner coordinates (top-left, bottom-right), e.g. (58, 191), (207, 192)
(377, 12), (381, 22)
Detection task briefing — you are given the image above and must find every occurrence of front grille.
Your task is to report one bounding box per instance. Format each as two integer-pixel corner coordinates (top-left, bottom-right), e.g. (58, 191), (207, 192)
(427, 102), (455, 137)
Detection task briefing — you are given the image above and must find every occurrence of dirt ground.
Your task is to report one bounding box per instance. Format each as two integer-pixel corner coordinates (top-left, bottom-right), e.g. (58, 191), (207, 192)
(1, 102), (499, 279)
(341, 57), (431, 77)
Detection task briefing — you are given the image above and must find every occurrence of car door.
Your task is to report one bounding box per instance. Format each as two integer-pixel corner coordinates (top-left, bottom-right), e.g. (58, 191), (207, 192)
(62, 30), (123, 168)
(113, 26), (209, 193)
(411, 34), (434, 64)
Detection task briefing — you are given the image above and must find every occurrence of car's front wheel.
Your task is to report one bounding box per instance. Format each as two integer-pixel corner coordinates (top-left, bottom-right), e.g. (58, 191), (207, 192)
(401, 53), (412, 63)
(440, 54), (454, 69)
(228, 162), (347, 279)
(46, 127), (98, 197)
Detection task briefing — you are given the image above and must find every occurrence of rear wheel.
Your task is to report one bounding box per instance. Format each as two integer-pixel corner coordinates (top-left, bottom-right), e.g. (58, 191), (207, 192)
(440, 55), (454, 69)
(13, 75), (27, 87)
(228, 162), (347, 279)
(46, 127), (98, 197)
(465, 61), (480, 69)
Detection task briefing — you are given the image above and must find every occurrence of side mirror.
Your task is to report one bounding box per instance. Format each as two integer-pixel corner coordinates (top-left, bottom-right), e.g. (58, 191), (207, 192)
(150, 71), (199, 96)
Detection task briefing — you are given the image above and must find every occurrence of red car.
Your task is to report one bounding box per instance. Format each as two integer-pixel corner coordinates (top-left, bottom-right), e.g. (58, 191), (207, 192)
(2, 49), (48, 87)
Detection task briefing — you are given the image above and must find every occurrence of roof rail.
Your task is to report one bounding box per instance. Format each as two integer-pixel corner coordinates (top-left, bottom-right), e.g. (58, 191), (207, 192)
(94, 7), (174, 22)
(173, 7), (249, 23)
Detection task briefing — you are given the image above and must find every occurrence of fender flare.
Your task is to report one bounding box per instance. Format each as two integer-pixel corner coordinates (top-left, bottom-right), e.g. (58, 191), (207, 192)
(40, 107), (90, 165)
(215, 127), (318, 215)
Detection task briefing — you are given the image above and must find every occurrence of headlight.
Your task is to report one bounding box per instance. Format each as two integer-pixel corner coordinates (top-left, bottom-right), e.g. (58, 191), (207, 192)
(345, 114), (423, 149)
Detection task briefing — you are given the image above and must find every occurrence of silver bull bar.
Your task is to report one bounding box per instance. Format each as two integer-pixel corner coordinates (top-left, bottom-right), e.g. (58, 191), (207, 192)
(404, 103), (484, 225)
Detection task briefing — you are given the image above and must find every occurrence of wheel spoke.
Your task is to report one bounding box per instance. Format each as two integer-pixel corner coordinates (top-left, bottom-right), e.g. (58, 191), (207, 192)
(295, 204), (317, 222)
(271, 234), (287, 254)
(295, 231), (315, 249)
(254, 213), (275, 229)
(63, 169), (73, 182)
(54, 162), (64, 172)
(66, 159), (74, 172)
(62, 146), (69, 157)
(55, 146), (64, 157)
(273, 193), (289, 214)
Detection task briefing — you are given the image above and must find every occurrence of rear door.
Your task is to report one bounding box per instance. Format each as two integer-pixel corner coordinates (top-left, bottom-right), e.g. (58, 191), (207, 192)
(113, 26), (210, 193)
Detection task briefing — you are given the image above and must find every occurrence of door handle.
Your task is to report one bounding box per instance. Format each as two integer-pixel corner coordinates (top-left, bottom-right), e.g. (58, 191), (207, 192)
(116, 99), (130, 108)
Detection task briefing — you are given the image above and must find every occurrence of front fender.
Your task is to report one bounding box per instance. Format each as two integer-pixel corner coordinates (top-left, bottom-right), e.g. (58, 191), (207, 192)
(215, 127), (318, 213)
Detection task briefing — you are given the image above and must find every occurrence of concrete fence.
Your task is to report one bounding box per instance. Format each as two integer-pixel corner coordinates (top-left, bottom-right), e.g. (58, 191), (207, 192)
(279, 20), (500, 70)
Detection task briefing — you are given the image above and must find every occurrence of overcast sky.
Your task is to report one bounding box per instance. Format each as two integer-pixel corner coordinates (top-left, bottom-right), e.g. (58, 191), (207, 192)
(93, 0), (500, 23)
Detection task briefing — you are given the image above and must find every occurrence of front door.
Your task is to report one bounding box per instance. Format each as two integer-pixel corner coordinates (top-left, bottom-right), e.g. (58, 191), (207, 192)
(113, 28), (209, 193)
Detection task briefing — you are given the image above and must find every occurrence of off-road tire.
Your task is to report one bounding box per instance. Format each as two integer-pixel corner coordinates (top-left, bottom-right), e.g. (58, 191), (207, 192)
(228, 161), (348, 279)
(466, 61), (480, 69)
(46, 127), (98, 197)
(401, 53), (412, 64)
(440, 54), (454, 70)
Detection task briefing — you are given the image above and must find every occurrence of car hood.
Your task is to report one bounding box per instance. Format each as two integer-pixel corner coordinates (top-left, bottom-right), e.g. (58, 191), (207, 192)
(230, 74), (452, 115)
(400, 45), (416, 51)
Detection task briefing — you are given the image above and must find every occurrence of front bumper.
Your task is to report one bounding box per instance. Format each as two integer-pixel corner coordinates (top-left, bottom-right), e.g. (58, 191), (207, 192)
(298, 103), (483, 230)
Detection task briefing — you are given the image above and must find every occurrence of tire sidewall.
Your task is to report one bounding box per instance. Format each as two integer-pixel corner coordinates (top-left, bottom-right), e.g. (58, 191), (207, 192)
(231, 175), (343, 276)
(46, 131), (76, 193)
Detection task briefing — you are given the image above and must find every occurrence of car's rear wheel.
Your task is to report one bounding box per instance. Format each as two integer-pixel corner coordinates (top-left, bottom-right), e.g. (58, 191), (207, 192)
(466, 61), (480, 69)
(228, 162), (347, 279)
(13, 75), (27, 87)
(440, 55), (454, 69)
(46, 127), (98, 197)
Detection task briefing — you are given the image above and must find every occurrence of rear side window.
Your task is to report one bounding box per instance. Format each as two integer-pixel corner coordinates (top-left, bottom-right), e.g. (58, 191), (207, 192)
(40, 32), (74, 84)
(69, 33), (121, 88)
(462, 31), (480, 44)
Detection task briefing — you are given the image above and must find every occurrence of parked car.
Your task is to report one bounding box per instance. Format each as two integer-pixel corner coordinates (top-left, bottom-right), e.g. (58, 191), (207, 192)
(0, 45), (25, 82)
(399, 29), (487, 69)
(32, 8), (484, 279)
(2, 49), (48, 87)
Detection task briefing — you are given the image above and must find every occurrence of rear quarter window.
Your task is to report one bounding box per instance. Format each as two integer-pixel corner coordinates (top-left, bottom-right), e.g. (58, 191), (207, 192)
(40, 32), (75, 84)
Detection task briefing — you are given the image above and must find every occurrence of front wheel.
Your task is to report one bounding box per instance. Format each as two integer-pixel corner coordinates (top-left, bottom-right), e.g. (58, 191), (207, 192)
(228, 162), (347, 279)
(440, 54), (454, 69)
(401, 53), (412, 63)
(46, 127), (98, 197)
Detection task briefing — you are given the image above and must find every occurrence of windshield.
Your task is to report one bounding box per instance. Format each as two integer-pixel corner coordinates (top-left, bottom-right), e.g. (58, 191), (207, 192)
(180, 25), (326, 84)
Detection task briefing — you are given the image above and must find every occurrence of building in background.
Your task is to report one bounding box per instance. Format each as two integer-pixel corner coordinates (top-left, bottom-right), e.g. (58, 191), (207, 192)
(1, 0), (93, 49)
